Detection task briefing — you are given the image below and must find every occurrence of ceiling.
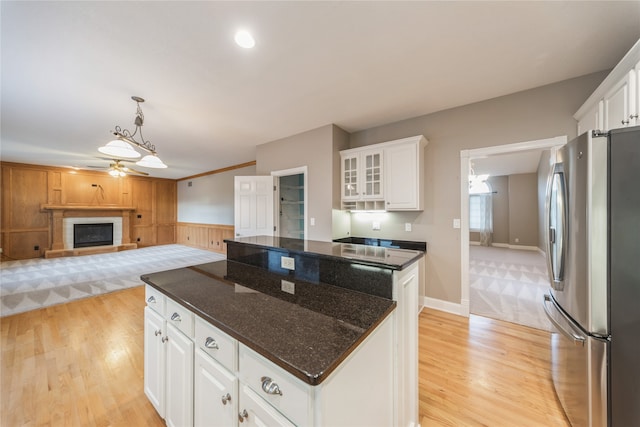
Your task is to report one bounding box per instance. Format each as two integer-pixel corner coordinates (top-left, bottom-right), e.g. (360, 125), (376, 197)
(471, 149), (545, 177)
(2, 2), (639, 180)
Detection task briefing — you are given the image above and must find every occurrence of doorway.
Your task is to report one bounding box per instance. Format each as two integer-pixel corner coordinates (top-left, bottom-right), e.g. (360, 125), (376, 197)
(272, 166), (308, 240)
(459, 136), (566, 327)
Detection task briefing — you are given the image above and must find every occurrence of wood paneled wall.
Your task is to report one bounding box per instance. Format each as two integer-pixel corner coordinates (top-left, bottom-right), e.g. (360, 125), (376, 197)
(1, 162), (177, 260)
(176, 222), (234, 254)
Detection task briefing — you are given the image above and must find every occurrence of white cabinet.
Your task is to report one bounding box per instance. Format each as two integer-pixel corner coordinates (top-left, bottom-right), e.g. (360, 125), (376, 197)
(603, 70), (633, 130)
(575, 39), (640, 132)
(238, 384), (296, 427)
(340, 135), (427, 211)
(143, 285), (194, 427)
(393, 260), (420, 427)
(144, 306), (166, 417)
(341, 148), (384, 207)
(384, 139), (425, 211)
(194, 349), (237, 427)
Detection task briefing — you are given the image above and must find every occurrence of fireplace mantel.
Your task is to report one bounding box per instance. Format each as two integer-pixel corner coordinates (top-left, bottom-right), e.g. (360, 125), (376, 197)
(42, 204), (137, 211)
(42, 204), (137, 258)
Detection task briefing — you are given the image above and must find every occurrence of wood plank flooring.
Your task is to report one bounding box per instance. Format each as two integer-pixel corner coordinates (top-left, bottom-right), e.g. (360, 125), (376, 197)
(2, 287), (569, 426)
(419, 308), (570, 426)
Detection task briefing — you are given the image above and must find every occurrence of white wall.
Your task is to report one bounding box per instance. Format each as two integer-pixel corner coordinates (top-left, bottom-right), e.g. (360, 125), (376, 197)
(177, 164), (256, 224)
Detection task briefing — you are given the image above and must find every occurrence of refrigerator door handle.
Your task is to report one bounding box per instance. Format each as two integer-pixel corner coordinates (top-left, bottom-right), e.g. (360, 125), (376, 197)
(543, 294), (586, 347)
(545, 164), (567, 291)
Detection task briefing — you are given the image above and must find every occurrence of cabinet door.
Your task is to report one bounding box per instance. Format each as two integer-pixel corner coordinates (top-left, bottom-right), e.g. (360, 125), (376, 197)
(385, 143), (420, 210)
(341, 154), (359, 200)
(633, 61), (640, 126)
(362, 150), (383, 199)
(208, 227), (224, 253)
(194, 349), (238, 427)
(165, 323), (194, 427)
(144, 307), (166, 418)
(577, 100), (603, 136)
(603, 71), (632, 130)
(237, 384), (296, 427)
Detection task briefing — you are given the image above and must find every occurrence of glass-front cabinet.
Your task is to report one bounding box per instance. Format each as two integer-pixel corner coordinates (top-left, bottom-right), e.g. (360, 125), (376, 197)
(341, 149), (383, 204)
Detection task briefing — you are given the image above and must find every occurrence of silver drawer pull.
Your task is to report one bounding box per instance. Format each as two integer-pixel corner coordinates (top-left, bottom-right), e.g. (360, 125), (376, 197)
(238, 409), (248, 423)
(154, 329), (162, 336)
(221, 393), (231, 405)
(147, 296), (156, 304)
(170, 313), (181, 322)
(205, 337), (219, 350)
(161, 336), (168, 343)
(261, 376), (283, 396)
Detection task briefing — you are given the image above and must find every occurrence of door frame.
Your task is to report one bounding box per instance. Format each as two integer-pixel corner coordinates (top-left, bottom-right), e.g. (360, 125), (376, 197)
(271, 166), (308, 239)
(459, 136), (566, 316)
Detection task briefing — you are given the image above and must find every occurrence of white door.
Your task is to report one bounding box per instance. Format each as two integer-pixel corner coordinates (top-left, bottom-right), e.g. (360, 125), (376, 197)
(144, 307), (166, 418)
(234, 176), (275, 238)
(194, 349), (238, 427)
(165, 324), (194, 427)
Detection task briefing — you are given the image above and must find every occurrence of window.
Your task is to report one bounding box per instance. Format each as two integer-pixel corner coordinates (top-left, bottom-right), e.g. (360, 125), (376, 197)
(469, 180), (492, 232)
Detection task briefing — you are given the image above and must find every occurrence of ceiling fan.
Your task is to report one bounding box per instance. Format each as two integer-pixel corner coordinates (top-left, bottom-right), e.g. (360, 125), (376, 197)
(87, 159), (149, 177)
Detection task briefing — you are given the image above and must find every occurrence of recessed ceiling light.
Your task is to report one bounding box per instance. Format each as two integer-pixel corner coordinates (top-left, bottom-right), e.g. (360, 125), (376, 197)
(234, 30), (255, 49)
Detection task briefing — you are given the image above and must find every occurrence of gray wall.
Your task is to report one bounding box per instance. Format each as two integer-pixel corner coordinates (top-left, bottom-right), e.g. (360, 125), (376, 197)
(348, 70), (607, 305)
(537, 149), (552, 251)
(177, 164), (256, 224)
(508, 173), (538, 246)
(256, 124), (349, 241)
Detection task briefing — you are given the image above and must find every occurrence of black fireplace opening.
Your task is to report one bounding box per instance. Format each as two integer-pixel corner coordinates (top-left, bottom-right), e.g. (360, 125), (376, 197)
(74, 223), (114, 248)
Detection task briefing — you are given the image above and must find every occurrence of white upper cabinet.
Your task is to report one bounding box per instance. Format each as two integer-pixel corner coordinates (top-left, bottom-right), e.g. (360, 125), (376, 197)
(341, 148), (384, 202)
(340, 135), (427, 211)
(575, 38), (640, 132)
(603, 70), (633, 130)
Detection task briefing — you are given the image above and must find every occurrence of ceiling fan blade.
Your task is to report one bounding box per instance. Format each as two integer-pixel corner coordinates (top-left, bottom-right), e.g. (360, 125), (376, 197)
(124, 167), (149, 176)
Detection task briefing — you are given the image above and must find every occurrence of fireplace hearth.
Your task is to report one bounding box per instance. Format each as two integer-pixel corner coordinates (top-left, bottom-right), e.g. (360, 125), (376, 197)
(74, 223), (114, 248)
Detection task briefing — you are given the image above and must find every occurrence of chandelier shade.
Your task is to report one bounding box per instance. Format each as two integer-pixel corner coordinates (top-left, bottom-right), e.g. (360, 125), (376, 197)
(100, 96), (167, 170)
(136, 154), (168, 169)
(98, 139), (142, 159)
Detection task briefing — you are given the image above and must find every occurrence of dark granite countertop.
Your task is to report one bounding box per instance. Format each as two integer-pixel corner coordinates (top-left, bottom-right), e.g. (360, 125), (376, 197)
(141, 260), (395, 386)
(226, 235), (424, 270)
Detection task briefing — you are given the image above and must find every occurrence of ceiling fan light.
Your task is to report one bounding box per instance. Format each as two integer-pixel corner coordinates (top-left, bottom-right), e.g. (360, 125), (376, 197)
(98, 139), (141, 159)
(136, 154), (167, 169)
(108, 169), (120, 177)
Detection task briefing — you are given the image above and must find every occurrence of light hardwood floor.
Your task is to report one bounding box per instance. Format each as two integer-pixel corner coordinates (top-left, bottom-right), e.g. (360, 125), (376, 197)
(1, 286), (569, 426)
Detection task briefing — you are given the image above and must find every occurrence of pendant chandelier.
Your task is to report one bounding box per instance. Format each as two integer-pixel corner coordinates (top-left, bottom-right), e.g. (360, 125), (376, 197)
(98, 96), (167, 169)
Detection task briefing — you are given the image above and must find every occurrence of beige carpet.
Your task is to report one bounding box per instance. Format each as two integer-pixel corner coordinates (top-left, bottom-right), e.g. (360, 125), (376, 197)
(0, 244), (225, 317)
(469, 245), (551, 331)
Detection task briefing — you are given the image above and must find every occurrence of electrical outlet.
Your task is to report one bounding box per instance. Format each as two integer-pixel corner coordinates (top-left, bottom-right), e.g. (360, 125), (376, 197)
(281, 256), (295, 270)
(310, 217), (315, 226)
(515, 238), (520, 243)
(372, 221), (381, 230)
(405, 222), (412, 232)
(281, 280), (295, 295)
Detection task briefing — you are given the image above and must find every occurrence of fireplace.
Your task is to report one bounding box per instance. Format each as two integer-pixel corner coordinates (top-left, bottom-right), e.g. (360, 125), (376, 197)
(74, 223), (114, 248)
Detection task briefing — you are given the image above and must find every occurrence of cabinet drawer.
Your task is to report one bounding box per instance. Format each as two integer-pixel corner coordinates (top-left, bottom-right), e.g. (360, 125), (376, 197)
(239, 345), (310, 426)
(145, 285), (165, 316)
(195, 316), (237, 372)
(166, 298), (194, 338)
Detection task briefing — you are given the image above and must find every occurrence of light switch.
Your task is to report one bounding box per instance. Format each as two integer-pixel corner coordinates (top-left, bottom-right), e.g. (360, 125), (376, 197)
(453, 218), (461, 229)
(372, 221), (381, 230)
(310, 217), (315, 226)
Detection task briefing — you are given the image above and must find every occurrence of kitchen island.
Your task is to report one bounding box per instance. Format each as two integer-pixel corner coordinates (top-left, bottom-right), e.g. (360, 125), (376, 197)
(142, 236), (424, 427)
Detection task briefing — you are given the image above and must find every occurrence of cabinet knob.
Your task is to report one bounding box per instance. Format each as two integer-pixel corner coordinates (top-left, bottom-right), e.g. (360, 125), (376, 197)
(205, 337), (219, 350)
(238, 409), (248, 423)
(154, 329), (162, 336)
(221, 393), (231, 405)
(631, 114), (639, 119)
(147, 296), (156, 304)
(260, 376), (283, 396)
(170, 313), (181, 322)
(622, 118), (630, 125)
(161, 336), (168, 343)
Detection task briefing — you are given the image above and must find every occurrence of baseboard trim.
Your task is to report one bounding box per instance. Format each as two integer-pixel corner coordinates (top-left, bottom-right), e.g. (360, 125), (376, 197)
(489, 242), (540, 251)
(423, 297), (468, 317)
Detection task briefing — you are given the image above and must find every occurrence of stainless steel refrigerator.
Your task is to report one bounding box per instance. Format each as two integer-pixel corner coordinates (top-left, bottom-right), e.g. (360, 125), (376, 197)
(543, 126), (640, 427)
